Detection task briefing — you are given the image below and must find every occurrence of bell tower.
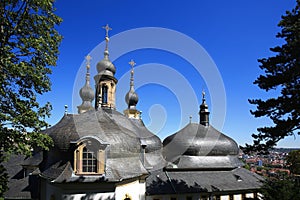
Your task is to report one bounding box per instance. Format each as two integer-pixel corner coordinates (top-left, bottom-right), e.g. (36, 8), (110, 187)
(94, 24), (118, 110)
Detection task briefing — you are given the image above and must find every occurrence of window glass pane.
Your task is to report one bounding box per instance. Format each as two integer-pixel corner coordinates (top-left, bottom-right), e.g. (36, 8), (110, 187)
(82, 167), (87, 172)
(81, 146), (97, 173)
(83, 152), (87, 158)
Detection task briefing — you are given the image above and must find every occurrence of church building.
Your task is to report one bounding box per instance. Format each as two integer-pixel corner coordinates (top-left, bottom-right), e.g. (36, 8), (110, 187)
(4, 25), (263, 200)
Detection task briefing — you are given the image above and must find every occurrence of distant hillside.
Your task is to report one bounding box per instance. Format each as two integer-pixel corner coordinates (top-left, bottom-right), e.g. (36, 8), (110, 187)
(272, 148), (300, 153)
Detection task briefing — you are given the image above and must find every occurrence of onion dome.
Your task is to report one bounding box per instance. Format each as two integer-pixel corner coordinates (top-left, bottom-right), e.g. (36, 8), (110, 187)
(96, 46), (116, 76)
(125, 60), (139, 110)
(77, 55), (94, 114)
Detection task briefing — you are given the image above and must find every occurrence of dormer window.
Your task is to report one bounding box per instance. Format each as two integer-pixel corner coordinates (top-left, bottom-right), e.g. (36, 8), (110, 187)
(74, 141), (106, 175)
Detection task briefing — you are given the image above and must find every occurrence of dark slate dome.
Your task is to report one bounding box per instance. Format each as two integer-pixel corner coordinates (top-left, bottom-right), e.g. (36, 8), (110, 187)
(96, 50), (116, 76)
(163, 123), (242, 169)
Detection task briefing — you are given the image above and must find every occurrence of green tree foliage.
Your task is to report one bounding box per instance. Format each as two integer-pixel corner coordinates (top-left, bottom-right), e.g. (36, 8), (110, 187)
(246, 0), (300, 152)
(261, 177), (300, 200)
(0, 0), (62, 196)
(286, 150), (300, 174)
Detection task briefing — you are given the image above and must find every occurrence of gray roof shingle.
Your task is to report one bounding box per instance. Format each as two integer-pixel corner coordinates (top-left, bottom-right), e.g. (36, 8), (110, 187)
(146, 168), (263, 195)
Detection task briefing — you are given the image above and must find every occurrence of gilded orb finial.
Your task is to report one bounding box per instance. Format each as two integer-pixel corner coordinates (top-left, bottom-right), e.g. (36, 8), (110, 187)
(128, 59), (136, 85)
(129, 59), (136, 73)
(202, 90), (206, 99)
(85, 55), (92, 71)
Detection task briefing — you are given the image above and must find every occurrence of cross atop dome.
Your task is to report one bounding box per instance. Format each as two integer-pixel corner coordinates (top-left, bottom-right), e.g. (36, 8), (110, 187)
(102, 24), (112, 37)
(85, 55), (91, 71)
(129, 59), (136, 68)
(102, 24), (112, 51)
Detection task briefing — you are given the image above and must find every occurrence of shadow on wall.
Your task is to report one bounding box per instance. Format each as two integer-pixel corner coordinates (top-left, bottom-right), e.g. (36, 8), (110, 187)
(62, 193), (115, 200)
(147, 178), (208, 195)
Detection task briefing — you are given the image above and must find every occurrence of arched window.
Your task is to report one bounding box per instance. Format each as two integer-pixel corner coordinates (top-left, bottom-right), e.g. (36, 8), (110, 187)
(102, 85), (108, 104)
(74, 143), (106, 175)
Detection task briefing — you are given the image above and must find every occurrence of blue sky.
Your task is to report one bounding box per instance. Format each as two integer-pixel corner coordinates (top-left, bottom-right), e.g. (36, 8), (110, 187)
(43, 0), (299, 148)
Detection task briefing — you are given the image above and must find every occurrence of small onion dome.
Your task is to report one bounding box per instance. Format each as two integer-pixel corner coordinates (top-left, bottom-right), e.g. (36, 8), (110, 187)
(79, 80), (94, 102)
(96, 50), (116, 76)
(125, 69), (139, 109)
(200, 97), (208, 111)
(125, 87), (139, 109)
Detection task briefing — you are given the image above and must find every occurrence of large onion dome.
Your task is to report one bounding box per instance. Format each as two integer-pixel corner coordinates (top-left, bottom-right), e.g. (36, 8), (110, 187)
(96, 49), (116, 76)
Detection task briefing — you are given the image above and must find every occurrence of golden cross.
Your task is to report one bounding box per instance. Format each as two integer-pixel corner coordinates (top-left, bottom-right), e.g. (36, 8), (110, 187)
(85, 55), (91, 64)
(102, 24), (112, 37)
(129, 59), (136, 68)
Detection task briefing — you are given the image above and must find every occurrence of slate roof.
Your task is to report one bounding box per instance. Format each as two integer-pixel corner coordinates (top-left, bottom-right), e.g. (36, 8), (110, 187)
(3, 155), (35, 199)
(146, 168), (264, 195)
(163, 123), (242, 169)
(40, 157), (148, 183)
(39, 108), (164, 183)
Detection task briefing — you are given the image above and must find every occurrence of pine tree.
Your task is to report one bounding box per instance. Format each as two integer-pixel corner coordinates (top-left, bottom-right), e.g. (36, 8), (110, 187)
(246, 0), (300, 152)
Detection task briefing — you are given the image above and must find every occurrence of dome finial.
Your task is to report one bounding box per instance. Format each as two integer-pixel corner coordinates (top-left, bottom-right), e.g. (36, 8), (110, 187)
(102, 24), (112, 53)
(199, 89), (210, 126)
(129, 59), (136, 87)
(77, 55), (95, 114)
(124, 59), (140, 119)
(202, 90), (206, 100)
(85, 54), (91, 74)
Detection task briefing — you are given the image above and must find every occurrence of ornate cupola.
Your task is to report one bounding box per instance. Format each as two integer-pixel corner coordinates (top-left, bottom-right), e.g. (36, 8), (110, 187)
(77, 55), (95, 114)
(199, 90), (210, 126)
(124, 59), (140, 119)
(94, 24), (118, 110)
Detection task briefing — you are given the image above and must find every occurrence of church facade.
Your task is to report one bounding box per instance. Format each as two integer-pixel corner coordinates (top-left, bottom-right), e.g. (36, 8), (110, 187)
(4, 25), (263, 200)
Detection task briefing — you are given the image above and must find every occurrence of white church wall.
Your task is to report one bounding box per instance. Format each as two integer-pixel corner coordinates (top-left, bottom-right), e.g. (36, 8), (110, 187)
(115, 179), (145, 200)
(220, 195), (229, 200)
(245, 193), (254, 198)
(61, 192), (115, 200)
(234, 194), (242, 200)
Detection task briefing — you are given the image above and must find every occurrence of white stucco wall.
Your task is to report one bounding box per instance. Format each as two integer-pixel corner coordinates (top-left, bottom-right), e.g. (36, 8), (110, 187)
(246, 193), (254, 198)
(220, 195), (229, 200)
(234, 194), (241, 200)
(115, 179), (145, 200)
(62, 192), (115, 200)
(146, 193), (260, 200)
